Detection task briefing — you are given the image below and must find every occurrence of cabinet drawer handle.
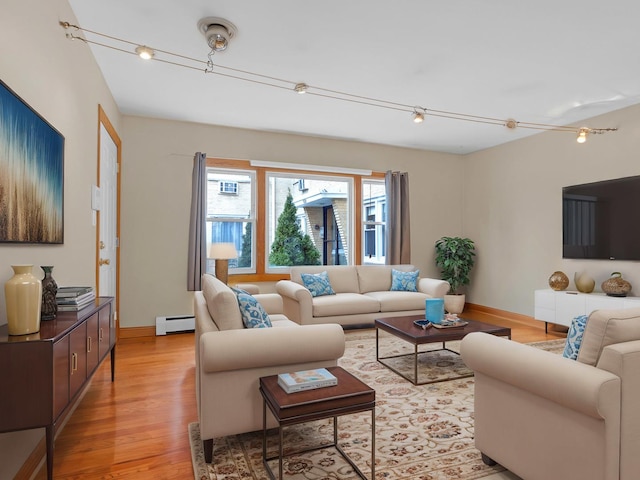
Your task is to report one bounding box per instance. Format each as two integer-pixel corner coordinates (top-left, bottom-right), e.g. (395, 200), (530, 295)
(87, 336), (92, 353)
(99, 328), (104, 342)
(71, 352), (78, 373)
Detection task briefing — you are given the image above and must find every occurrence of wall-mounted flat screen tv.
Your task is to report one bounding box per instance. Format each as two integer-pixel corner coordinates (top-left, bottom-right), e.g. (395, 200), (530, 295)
(563, 175), (640, 260)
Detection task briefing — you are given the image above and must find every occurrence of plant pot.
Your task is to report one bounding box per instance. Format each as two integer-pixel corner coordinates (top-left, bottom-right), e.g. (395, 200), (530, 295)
(444, 294), (465, 315)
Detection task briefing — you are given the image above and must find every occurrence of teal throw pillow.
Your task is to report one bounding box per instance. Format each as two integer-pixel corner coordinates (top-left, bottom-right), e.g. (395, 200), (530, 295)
(301, 271), (336, 297)
(235, 290), (272, 328)
(390, 269), (419, 292)
(562, 314), (588, 360)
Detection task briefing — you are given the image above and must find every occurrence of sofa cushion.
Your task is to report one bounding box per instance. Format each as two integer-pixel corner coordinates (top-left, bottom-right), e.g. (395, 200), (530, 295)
(236, 291), (273, 328)
(357, 265), (417, 293)
(563, 314), (588, 360)
(201, 274), (243, 331)
(357, 266), (392, 293)
(391, 269), (419, 292)
(312, 293), (380, 317)
(301, 271), (336, 297)
(290, 266), (359, 293)
(364, 291), (429, 312)
(578, 307), (640, 366)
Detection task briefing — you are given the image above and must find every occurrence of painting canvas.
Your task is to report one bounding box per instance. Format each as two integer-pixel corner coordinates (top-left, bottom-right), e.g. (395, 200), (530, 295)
(0, 79), (64, 243)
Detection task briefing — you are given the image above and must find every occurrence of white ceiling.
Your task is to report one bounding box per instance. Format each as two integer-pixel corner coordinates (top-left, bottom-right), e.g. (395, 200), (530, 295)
(67, 0), (640, 154)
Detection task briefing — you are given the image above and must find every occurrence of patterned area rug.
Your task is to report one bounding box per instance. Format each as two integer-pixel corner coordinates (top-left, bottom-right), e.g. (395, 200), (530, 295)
(190, 330), (566, 480)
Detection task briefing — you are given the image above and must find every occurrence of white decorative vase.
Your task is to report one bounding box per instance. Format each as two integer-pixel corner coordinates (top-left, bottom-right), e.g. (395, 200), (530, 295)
(574, 271), (595, 294)
(444, 294), (466, 315)
(4, 265), (42, 335)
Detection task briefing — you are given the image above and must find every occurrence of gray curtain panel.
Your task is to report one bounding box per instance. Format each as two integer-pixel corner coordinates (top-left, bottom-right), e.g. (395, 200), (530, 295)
(187, 152), (207, 291)
(385, 170), (411, 265)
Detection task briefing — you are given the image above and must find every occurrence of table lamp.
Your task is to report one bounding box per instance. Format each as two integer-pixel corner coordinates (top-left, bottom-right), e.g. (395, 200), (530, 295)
(209, 243), (237, 285)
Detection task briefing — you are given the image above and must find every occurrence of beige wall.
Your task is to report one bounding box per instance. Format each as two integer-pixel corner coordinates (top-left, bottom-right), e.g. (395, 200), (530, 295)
(120, 116), (463, 327)
(0, 0), (121, 476)
(464, 103), (640, 315)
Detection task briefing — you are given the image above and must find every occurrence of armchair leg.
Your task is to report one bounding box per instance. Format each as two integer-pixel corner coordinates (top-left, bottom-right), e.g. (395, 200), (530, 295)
(481, 453), (498, 466)
(203, 438), (214, 464)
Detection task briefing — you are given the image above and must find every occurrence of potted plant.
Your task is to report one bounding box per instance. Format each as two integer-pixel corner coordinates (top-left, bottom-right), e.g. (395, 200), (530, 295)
(434, 236), (476, 314)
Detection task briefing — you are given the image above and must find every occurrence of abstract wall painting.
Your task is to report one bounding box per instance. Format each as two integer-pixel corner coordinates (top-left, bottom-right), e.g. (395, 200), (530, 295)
(0, 79), (64, 244)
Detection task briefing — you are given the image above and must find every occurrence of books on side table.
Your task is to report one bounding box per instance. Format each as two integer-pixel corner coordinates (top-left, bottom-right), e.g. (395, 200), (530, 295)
(56, 286), (96, 311)
(277, 368), (338, 394)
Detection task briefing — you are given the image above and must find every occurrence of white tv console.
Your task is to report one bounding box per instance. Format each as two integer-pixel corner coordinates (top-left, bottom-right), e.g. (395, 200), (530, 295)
(534, 289), (640, 332)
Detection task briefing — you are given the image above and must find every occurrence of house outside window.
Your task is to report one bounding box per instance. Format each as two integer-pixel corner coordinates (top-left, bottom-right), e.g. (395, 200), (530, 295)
(206, 170), (256, 273)
(266, 173), (352, 272)
(362, 179), (386, 265)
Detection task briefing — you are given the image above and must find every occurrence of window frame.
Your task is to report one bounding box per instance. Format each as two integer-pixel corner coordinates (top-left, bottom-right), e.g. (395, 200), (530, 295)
(206, 167), (257, 274)
(205, 158), (385, 282)
(264, 171), (355, 274)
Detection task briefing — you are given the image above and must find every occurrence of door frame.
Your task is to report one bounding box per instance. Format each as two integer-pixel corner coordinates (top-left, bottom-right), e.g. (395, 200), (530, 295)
(96, 105), (121, 335)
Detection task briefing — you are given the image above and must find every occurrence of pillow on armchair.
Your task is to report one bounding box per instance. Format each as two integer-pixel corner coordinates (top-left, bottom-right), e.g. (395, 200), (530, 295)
(562, 314), (588, 360)
(231, 287), (272, 328)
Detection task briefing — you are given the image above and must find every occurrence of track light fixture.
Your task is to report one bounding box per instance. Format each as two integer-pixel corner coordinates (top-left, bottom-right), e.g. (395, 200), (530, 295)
(135, 45), (154, 60)
(59, 21), (619, 145)
(577, 128), (589, 143)
(413, 107), (425, 123)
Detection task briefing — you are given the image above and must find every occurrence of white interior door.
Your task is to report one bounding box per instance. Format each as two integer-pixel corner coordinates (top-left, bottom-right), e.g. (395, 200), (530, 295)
(98, 110), (121, 325)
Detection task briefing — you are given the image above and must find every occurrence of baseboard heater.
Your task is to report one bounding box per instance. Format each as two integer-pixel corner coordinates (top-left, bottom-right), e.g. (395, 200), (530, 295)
(155, 315), (195, 335)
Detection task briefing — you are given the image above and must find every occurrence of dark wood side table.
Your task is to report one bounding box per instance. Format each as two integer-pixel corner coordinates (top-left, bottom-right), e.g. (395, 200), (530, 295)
(259, 366), (375, 480)
(0, 297), (115, 480)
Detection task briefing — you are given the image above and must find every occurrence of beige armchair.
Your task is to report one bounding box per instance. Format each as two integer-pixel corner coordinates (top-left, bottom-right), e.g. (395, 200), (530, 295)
(194, 274), (345, 463)
(460, 307), (640, 480)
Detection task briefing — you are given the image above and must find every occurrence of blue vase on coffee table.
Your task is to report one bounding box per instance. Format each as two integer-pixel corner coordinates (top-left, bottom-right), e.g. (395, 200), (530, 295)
(425, 298), (444, 324)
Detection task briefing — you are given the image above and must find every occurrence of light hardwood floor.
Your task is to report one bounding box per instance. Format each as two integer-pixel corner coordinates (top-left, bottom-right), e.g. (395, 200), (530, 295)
(31, 310), (565, 479)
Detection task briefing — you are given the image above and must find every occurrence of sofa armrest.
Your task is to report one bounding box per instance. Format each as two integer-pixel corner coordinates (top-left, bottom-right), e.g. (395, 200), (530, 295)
(276, 280), (314, 324)
(418, 277), (450, 297)
(461, 332), (620, 418)
(200, 323), (345, 373)
(254, 293), (283, 315)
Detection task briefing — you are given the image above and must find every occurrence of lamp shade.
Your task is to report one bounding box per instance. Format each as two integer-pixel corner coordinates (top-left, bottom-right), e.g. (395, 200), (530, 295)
(209, 242), (237, 259)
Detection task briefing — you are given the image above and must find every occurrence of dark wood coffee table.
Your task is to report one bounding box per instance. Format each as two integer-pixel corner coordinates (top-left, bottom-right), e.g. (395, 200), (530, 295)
(259, 366), (375, 480)
(375, 314), (511, 385)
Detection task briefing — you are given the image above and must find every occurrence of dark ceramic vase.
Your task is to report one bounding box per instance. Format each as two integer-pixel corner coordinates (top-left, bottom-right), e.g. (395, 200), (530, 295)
(41, 266), (58, 321)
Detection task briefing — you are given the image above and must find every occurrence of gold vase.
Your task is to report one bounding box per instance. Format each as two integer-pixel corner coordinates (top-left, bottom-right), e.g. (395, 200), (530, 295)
(574, 271), (595, 294)
(601, 272), (632, 297)
(4, 265), (42, 335)
(548, 271), (569, 291)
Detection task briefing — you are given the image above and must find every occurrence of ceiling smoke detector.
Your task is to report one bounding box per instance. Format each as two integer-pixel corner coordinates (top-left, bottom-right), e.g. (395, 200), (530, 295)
(197, 17), (237, 52)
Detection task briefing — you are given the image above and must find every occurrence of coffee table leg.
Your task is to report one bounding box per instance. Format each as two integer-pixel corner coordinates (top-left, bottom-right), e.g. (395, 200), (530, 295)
(414, 343), (419, 385)
(376, 328), (379, 361)
(279, 425), (284, 480)
(371, 407), (376, 480)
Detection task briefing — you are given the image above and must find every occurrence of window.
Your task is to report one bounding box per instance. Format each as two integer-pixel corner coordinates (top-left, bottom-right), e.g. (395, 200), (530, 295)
(206, 170), (255, 273)
(362, 179), (386, 265)
(266, 173), (352, 272)
(219, 181), (238, 194)
(204, 158), (385, 279)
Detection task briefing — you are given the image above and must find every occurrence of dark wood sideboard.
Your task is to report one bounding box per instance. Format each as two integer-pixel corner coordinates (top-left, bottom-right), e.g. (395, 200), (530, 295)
(0, 297), (115, 480)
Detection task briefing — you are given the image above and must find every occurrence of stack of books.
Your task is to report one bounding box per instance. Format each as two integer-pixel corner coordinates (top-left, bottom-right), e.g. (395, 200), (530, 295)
(56, 286), (96, 311)
(277, 368), (338, 394)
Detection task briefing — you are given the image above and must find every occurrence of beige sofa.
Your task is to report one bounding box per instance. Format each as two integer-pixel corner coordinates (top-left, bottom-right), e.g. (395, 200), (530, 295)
(276, 265), (450, 327)
(194, 274), (345, 463)
(460, 307), (640, 480)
